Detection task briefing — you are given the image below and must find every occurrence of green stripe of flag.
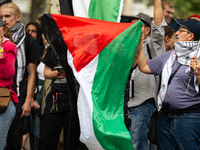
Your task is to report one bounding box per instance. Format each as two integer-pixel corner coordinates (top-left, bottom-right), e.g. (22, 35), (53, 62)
(88, 0), (123, 22)
(91, 21), (143, 150)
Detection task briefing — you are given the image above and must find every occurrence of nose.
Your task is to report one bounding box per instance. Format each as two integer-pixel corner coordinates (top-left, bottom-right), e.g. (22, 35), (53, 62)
(169, 13), (173, 19)
(2, 17), (6, 23)
(175, 29), (180, 35)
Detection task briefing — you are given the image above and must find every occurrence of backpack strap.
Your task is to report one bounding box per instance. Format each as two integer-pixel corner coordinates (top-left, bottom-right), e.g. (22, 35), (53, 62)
(147, 44), (152, 60)
(168, 64), (182, 85)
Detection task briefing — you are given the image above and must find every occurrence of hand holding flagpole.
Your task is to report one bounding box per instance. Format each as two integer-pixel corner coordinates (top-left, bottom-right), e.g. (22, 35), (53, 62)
(190, 39), (200, 74)
(187, 39), (200, 93)
(190, 39), (200, 76)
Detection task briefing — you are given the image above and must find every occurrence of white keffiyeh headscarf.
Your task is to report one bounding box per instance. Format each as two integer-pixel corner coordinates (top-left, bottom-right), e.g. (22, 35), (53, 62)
(10, 21), (26, 96)
(157, 41), (200, 111)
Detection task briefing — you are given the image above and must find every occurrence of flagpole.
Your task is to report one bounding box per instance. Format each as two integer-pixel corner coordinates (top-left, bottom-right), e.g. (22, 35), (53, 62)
(186, 39), (200, 94)
(195, 39), (200, 56)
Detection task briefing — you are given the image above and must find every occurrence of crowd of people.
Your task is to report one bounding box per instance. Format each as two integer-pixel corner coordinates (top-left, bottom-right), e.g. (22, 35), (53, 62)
(0, 0), (200, 150)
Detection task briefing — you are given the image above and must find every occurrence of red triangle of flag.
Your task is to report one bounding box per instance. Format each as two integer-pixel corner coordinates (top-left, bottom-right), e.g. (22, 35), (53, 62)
(51, 14), (133, 72)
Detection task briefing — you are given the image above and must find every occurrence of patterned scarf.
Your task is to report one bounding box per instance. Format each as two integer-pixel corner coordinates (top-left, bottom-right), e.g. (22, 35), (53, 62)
(157, 41), (200, 111)
(10, 21), (26, 96)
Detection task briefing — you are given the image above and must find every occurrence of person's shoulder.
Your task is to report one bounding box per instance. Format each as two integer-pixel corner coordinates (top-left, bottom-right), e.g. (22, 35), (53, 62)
(160, 50), (173, 60)
(2, 39), (17, 52)
(3, 39), (15, 45)
(24, 32), (40, 62)
(165, 50), (174, 55)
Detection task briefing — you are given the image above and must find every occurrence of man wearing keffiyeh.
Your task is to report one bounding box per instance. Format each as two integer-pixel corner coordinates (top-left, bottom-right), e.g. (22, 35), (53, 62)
(0, 2), (39, 150)
(137, 18), (200, 149)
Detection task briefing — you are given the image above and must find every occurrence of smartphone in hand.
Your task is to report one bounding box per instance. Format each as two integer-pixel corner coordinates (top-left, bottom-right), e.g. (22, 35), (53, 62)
(0, 19), (2, 27)
(53, 66), (64, 73)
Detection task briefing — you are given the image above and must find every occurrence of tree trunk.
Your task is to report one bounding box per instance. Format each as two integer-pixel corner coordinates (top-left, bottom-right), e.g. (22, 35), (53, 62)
(30, 0), (46, 21)
(50, 0), (61, 14)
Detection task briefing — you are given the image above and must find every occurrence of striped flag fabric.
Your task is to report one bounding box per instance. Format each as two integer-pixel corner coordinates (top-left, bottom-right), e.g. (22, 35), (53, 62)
(41, 13), (142, 150)
(59, 0), (123, 22)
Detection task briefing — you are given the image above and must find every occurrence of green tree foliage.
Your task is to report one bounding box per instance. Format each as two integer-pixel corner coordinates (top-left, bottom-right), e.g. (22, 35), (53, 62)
(147, 0), (200, 19)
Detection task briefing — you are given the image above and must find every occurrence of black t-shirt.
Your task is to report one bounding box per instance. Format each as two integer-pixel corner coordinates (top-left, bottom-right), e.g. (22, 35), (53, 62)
(12, 32), (40, 102)
(42, 48), (68, 92)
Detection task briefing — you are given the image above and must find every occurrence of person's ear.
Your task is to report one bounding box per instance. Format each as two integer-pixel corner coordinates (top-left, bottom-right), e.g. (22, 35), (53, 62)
(144, 26), (150, 35)
(16, 15), (21, 22)
(189, 33), (194, 41)
(165, 35), (169, 43)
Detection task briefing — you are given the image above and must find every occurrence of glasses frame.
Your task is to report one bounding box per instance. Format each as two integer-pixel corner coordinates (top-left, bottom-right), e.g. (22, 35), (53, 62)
(178, 28), (191, 34)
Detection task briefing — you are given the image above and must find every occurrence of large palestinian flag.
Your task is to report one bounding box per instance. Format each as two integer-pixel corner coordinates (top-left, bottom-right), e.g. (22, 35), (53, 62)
(41, 13), (142, 150)
(59, 0), (123, 22)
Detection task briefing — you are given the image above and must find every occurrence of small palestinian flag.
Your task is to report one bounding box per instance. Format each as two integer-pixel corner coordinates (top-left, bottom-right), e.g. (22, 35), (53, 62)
(41, 13), (142, 150)
(59, 0), (123, 22)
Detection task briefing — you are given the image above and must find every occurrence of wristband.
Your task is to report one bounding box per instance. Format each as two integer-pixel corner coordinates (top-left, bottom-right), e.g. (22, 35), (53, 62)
(0, 48), (4, 53)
